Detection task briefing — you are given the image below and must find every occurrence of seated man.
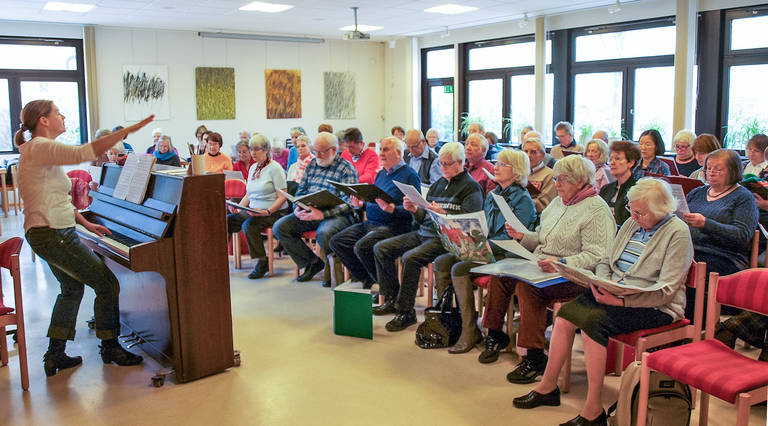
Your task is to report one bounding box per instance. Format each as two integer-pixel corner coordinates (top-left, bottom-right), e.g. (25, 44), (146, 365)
(329, 137), (420, 289)
(550, 121), (584, 160)
(404, 129), (442, 185)
(373, 142), (483, 332)
(273, 132), (359, 285)
(521, 137), (557, 214)
(341, 127), (379, 184)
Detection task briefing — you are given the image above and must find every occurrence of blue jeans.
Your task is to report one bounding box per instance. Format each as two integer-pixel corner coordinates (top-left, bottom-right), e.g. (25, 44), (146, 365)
(25, 227), (121, 340)
(329, 222), (396, 287)
(273, 213), (356, 269)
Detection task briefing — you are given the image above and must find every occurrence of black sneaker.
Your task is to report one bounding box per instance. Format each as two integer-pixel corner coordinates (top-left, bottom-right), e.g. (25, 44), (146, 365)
(297, 259), (324, 282)
(385, 309), (417, 332)
(372, 301), (396, 316)
(247, 260), (269, 279)
(507, 356), (547, 384)
(478, 332), (510, 364)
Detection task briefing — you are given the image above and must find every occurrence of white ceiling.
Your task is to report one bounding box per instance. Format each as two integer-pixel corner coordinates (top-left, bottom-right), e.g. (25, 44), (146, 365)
(0, 0), (644, 39)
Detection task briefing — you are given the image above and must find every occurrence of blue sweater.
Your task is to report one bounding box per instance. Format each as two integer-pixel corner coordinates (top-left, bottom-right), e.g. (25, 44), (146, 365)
(485, 183), (536, 255)
(366, 163), (421, 232)
(686, 185), (758, 268)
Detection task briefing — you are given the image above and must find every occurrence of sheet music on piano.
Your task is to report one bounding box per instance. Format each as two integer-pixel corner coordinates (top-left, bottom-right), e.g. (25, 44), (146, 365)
(112, 154), (157, 204)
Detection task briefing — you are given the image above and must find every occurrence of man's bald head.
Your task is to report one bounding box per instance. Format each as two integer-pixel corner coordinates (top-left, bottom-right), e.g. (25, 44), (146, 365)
(404, 129), (426, 157)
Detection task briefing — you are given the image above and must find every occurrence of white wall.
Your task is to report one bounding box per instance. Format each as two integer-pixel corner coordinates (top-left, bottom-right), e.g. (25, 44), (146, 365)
(383, 38), (418, 133)
(94, 27), (386, 154)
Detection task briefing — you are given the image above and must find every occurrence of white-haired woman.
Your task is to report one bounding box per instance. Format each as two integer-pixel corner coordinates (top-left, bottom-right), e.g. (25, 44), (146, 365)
(672, 129), (698, 177)
(106, 142), (126, 165)
(585, 138), (612, 191)
(521, 137), (557, 212)
(154, 135), (181, 166)
(272, 137), (289, 170)
(227, 134), (290, 279)
(287, 134), (314, 183)
(434, 149), (538, 354)
(464, 133), (497, 195)
(425, 128), (440, 149)
(479, 156), (615, 375)
(513, 178), (693, 426)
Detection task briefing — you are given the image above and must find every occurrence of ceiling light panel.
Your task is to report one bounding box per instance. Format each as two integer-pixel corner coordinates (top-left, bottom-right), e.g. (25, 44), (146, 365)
(43, 2), (95, 12)
(339, 24), (383, 31)
(239, 1), (293, 13)
(424, 4), (478, 15)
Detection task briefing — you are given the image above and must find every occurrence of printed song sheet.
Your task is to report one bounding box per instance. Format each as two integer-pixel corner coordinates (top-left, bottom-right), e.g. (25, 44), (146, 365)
(394, 181), (432, 209)
(669, 184), (689, 218)
(490, 192), (533, 235)
(112, 154), (156, 204)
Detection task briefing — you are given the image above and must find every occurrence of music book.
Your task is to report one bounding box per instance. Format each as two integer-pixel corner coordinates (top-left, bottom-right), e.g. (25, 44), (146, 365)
(112, 153), (156, 205)
(741, 179), (768, 200)
(526, 182), (541, 196)
(490, 192), (534, 235)
(328, 181), (395, 204)
(225, 200), (268, 215)
(647, 173), (704, 195)
(470, 258), (567, 288)
(429, 211), (494, 263)
(277, 189), (346, 211)
(562, 149), (583, 157)
(550, 262), (659, 296)
(668, 184), (690, 218)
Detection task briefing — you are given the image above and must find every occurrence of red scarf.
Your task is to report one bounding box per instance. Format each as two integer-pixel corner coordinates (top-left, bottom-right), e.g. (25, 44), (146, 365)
(562, 184), (598, 206)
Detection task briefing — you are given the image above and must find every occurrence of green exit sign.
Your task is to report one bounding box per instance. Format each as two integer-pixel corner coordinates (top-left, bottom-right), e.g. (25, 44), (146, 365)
(443, 85), (454, 94)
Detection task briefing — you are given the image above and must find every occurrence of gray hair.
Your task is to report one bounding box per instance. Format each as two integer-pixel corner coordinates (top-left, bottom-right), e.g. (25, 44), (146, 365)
(95, 128), (112, 139)
(554, 121), (574, 136)
(468, 122), (485, 134)
(522, 137), (546, 154)
(465, 133), (489, 155)
(272, 138), (286, 150)
(673, 129), (696, 146)
(289, 126), (306, 136)
(151, 127), (163, 136)
(296, 134), (312, 147)
(438, 142), (465, 163)
(316, 131), (339, 149)
(235, 140), (249, 151)
(111, 141), (125, 154)
(586, 139), (609, 164)
(159, 135), (174, 151)
(249, 133), (270, 151)
(552, 154), (596, 186)
(425, 128), (439, 139)
(627, 177), (677, 219)
(496, 149), (530, 186)
(380, 136), (405, 156)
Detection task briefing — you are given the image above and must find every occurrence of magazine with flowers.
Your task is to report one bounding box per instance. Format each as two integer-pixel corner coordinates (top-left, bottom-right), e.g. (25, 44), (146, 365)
(428, 211), (495, 263)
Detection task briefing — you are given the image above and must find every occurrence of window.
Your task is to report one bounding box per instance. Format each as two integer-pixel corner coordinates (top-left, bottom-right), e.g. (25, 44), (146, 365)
(421, 46), (455, 142)
(575, 26), (676, 62)
(632, 66), (674, 141)
(730, 15), (768, 51)
(467, 79), (503, 136)
(469, 40), (551, 70)
(573, 72), (623, 141)
(508, 74), (554, 143)
(0, 37), (88, 152)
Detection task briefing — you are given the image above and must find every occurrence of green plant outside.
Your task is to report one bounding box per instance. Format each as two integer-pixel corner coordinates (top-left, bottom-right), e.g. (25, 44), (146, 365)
(723, 116), (768, 150)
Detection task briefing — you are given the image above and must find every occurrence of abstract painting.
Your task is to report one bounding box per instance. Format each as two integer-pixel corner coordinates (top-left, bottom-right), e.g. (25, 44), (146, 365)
(324, 72), (356, 119)
(195, 67), (236, 120)
(122, 65), (169, 120)
(265, 69), (301, 119)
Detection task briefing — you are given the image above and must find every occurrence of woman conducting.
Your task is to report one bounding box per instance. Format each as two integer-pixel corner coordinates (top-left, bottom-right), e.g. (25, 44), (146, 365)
(16, 99), (152, 376)
(513, 178), (693, 426)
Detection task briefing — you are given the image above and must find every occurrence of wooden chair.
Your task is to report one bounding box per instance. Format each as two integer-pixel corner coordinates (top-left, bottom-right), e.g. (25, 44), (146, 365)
(638, 269), (768, 426)
(0, 237), (28, 391)
(0, 165), (20, 216)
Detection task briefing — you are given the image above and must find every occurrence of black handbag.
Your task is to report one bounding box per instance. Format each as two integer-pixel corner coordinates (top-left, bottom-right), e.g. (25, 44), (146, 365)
(414, 288), (462, 349)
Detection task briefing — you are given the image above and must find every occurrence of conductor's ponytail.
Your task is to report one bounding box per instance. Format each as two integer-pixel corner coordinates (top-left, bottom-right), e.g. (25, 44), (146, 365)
(15, 99), (53, 147)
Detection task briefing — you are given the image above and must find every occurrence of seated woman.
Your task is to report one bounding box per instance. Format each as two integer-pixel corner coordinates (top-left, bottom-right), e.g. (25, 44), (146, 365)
(633, 129), (670, 179)
(106, 141), (127, 166)
(154, 135), (181, 166)
(599, 141), (641, 227)
(672, 130), (699, 177)
(232, 141), (255, 179)
(464, 133), (497, 195)
(683, 148), (758, 319)
(287, 135), (314, 183)
(484, 131), (499, 161)
(585, 138), (612, 191)
(744, 134), (768, 177)
(689, 133), (722, 181)
(204, 132), (233, 173)
(91, 128), (112, 166)
(272, 138), (290, 171)
(425, 128), (440, 150)
(433, 149), (537, 354)
(479, 156), (616, 373)
(512, 178), (693, 426)
(226, 134), (291, 279)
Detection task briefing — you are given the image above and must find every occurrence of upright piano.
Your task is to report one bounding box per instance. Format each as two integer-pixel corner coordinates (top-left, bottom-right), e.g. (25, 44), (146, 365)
(76, 164), (234, 383)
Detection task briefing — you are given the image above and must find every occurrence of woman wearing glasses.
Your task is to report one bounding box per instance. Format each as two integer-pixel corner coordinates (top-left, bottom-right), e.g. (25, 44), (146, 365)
(433, 149), (537, 354)
(683, 149), (758, 319)
(633, 129), (670, 179)
(672, 130), (699, 177)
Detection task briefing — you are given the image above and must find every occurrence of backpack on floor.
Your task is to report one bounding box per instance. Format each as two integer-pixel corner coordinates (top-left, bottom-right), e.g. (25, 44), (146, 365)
(608, 361), (692, 426)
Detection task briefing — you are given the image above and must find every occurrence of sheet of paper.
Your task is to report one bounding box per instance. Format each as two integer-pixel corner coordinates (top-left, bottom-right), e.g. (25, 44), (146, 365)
(394, 181), (431, 209)
(551, 262), (652, 296)
(669, 183), (689, 217)
(482, 168), (495, 181)
(420, 184), (430, 199)
(490, 192), (533, 235)
(760, 223), (768, 239)
(490, 239), (537, 261)
(112, 154), (156, 204)
(223, 170), (245, 181)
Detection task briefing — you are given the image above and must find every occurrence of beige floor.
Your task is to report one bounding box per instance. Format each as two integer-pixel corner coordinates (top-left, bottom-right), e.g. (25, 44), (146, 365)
(0, 212), (765, 426)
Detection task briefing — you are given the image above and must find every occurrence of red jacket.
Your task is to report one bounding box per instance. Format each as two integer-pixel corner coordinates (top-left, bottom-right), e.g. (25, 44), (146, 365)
(341, 148), (380, 184)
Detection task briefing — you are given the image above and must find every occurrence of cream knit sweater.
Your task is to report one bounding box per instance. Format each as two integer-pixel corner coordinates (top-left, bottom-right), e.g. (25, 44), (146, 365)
(521, 195), (616, 270)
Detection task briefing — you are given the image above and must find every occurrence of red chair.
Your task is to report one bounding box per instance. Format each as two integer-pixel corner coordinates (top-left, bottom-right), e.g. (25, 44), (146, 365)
(225, 179), (248, 269)
(658, 157), (679, 176)
(638, 269), (768, 426)
(0, 237), (28, 391)
(66, 169), (93, 183)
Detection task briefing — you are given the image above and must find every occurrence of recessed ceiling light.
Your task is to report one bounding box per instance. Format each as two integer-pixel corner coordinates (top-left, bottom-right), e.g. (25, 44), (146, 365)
(424, 4), (478, 15)
(43, 1), (95, 13)
(239, 1), (293, 13)
(339, 24), (382, 31)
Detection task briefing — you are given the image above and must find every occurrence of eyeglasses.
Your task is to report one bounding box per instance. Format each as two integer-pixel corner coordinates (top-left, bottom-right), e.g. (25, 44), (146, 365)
(439, 160), (457, 167)
(628, 207), (648, 218)
(674, 144), (691, 150)
(496, 162), (514, 168)
(705, 167), (726, 175)
(552, 175), (570, 183)
(522, 149), (541, 155)
(316, 146), (335, 156)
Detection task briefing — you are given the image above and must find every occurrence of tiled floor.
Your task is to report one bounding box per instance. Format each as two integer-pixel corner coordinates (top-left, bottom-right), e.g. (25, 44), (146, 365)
(0, 212), (765, 425)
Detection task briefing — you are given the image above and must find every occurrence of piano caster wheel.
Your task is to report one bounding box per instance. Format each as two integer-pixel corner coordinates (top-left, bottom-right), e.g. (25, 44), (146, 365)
(152, 375), (165, 387)
(233, 350), (241, 367)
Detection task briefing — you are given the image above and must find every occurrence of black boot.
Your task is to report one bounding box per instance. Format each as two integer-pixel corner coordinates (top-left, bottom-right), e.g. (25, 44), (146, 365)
(100, 339), (144, 366)
(43, 338), (82, 377)
(248, 259), (269, 279)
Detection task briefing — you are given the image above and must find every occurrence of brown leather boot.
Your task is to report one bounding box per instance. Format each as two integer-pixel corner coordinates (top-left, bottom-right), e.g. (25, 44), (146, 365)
(449, 275), (482, 354)
(434, 270), (453, 308)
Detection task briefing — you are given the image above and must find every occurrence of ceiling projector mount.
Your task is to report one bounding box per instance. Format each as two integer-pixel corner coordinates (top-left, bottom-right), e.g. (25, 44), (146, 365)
(343, 6), (370, 40)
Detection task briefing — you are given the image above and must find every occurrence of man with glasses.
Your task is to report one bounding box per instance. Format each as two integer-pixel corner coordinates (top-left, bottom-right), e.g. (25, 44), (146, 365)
(340, 127), (379, 184)
(522, 138), (557, 213)
(672, 130), (699, 177)
(550, 121), (584, 160)
(403, 129), (442, 185)
(273, 132), (359, 286)
(373, 142), (483, 332)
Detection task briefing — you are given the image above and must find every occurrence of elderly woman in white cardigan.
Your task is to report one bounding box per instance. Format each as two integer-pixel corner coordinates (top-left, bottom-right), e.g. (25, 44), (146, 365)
(512, 178), (693, 426)
(479, 156), (616, 373)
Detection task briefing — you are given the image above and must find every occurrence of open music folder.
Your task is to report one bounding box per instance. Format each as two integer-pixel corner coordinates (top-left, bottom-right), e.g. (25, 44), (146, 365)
(112, 153), (156, 204)
(328, 181), (395, 204)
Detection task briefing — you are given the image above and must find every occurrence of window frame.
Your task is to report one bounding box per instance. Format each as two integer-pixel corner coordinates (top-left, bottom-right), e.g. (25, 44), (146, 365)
(0, 36), (88, 153)
(420, 45), (455, 142)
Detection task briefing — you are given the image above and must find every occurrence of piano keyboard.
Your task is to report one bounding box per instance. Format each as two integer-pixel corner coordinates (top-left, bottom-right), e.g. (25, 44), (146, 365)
(75, 224), (133, 258)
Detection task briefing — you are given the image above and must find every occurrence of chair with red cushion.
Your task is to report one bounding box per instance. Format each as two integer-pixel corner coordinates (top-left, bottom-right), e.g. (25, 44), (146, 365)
(0, 237), (29, 391)
(637, 268), (768, 426)
(66, 169), (93, 183)
(225, 179), (248, 269)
